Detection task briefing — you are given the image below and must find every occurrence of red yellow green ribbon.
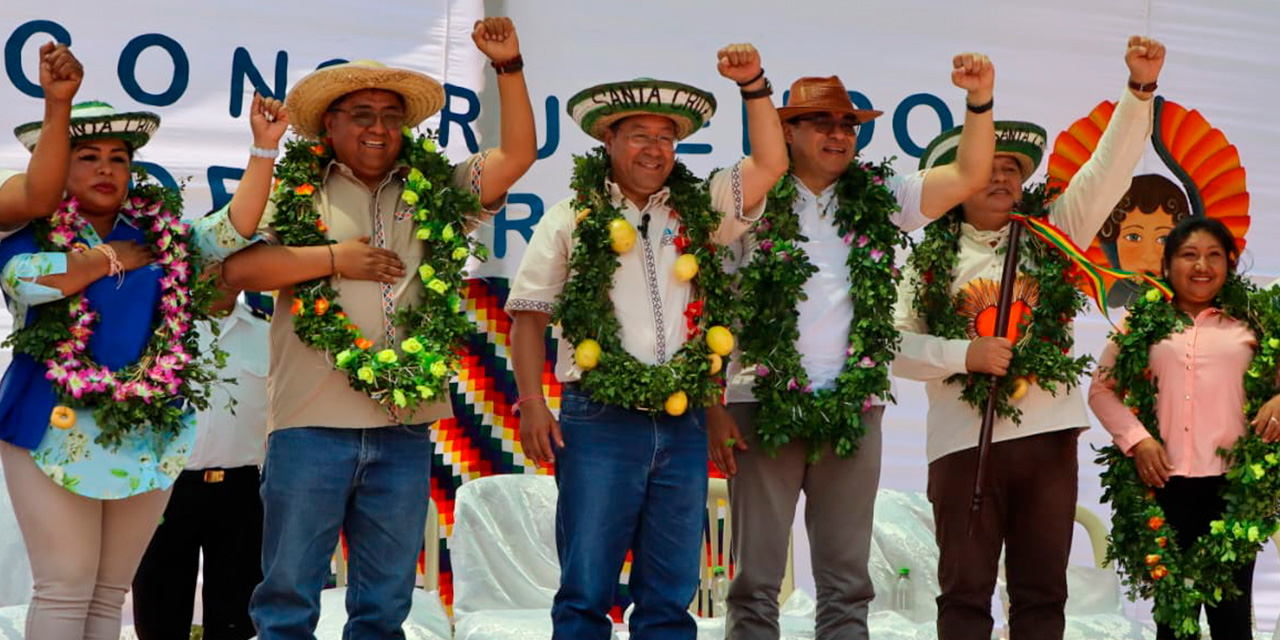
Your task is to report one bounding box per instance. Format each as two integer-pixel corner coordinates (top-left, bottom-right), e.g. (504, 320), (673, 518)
(1011, 213), (1173, 325)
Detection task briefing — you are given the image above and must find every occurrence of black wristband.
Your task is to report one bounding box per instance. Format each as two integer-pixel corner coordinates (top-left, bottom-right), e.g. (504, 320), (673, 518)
(1128, 78), (1157, 93)
(966, 98), (994, 114)
(492, 54), (524, 75)
(740, 78), (773, 101)
(736, 67), (765, 87)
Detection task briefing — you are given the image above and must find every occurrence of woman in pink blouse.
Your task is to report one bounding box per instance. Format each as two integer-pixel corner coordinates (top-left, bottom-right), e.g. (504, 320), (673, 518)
(1090, 216), (1280, 639)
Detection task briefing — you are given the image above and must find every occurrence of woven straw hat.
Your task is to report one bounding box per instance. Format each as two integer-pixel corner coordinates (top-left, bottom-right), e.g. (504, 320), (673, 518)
(15, 101), (159, 152)
(285, 60), (445, 140)
(567, 78), (716, 141)
(920, 121), (1048, 180)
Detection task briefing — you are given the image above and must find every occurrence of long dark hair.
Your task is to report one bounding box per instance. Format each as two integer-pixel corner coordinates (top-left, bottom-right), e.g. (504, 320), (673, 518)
(1160, 216), (1239, 278)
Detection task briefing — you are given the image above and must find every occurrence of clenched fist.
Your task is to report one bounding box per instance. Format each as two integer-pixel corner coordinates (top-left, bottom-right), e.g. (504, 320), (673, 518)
(717, 43), (763, 86)
(966, 336), (1013, 376)
(951, 52), (994, 103)
(473, 17), (521, 64)
(1125, 36), (1166, 90)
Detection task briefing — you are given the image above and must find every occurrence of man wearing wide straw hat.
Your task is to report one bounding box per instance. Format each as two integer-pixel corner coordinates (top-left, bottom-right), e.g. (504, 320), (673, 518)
(891, 36), (1166, 640)
(222, 17), (536, 639)
(506, 44), (788, 639)
(709, 54), (997, 640)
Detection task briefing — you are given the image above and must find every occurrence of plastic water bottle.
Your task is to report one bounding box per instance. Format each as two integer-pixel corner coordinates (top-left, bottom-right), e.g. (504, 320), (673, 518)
(711, 566), (729, 618)
(892, 567), (914, 614)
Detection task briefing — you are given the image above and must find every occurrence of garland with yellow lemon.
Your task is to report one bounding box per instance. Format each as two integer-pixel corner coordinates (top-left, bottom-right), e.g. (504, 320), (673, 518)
(271, 131), (484, 416)
(906, 182), (1092, 424)
(554, 147), (733, 415)
(737, 159), (908, 458)
(1097, 278), (1280, 638)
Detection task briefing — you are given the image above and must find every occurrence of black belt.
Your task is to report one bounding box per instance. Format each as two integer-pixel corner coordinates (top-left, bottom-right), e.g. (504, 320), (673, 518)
(180, 465), (259, 484)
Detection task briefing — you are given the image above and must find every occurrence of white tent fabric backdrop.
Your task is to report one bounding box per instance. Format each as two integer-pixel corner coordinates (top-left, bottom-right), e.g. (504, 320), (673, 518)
(1, 0), (1278, 634)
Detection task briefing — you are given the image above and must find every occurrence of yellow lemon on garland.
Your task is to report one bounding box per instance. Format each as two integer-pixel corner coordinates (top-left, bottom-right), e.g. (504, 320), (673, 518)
(673, 253), (699, 281)
(665, 390), (689, 416)
(706, 326), (735, 357)
(50, 406), (76, 430)
(1009, 376), (1030, 401)
(575, 339), (602, 370)
(608, 218), (636, 254)
(708, 353), (723, 375)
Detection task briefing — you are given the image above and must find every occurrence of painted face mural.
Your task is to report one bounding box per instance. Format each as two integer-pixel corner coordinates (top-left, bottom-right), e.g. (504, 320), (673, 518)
(1047, 97), (1250, 308)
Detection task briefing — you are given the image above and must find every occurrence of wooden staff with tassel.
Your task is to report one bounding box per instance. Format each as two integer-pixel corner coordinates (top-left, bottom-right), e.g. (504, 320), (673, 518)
(967, 219), (1024, 538)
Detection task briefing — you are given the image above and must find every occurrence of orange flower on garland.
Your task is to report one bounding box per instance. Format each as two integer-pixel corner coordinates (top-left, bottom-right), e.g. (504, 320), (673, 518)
(314, 299), (330, 315)
(1145, 554), (1161, 566)
(295, 183), (315, 196)
(1150, 565), (1168, 580)
(291, 298), (303, 315)
(354, 338), (374, 350)
(310, 144), (326, 156)
(316, 219), (328, 232)
(1148, 516), (1165, 531)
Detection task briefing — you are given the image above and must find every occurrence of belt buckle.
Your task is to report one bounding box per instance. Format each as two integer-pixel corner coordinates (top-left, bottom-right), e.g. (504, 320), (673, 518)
(203, 469), (225, 483)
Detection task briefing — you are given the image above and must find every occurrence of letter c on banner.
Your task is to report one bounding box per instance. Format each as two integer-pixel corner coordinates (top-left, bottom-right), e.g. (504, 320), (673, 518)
(893, 92), (953, 158)
(118, 34), (190, 107)
(5, 20), (72, 98)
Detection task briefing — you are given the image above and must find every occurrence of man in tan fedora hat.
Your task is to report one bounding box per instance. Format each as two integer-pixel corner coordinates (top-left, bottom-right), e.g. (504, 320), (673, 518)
(222, 17), (536, 640)
(506, 43), (788, 639)
(709, 54), (997, 640)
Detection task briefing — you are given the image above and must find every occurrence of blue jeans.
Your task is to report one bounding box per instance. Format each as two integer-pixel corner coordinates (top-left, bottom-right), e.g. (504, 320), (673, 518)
(551, 387), (708, 640)
(250, 425), (432, 640)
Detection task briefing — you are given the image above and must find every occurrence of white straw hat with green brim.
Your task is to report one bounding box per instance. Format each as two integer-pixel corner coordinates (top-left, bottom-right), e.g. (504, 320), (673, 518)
(15, 101), (160, 152)
(568, 78), (717, 141)
(919, 121), (1047, 180)
(285, 60), (445, 141)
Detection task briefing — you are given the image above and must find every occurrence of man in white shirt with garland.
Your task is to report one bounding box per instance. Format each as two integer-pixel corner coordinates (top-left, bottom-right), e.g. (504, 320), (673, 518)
(506, 44), (788, 640)
(891, 35), (1165, 640)
(707, 55), (996, 640)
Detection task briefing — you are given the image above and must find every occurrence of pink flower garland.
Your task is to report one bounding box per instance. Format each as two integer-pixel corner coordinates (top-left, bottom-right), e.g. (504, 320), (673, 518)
(43, 196), (195, 404)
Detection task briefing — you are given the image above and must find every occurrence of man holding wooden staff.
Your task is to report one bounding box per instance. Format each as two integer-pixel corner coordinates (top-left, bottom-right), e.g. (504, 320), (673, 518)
(890, 35), (1165, 640)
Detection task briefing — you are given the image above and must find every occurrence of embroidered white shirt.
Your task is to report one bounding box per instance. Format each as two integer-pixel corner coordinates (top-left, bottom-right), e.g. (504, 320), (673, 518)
(891, 88), (1155, 462)
(506, 162), (760, 383)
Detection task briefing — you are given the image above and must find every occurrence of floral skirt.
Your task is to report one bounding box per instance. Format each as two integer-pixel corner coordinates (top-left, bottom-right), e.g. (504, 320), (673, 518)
(29, 409), (195, 499)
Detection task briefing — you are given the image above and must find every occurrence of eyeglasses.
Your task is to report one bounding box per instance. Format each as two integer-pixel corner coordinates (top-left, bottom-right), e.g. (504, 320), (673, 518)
(624, 132), (677, 150)
(329, 108), (408, 131)
(792, 115), (860, 137)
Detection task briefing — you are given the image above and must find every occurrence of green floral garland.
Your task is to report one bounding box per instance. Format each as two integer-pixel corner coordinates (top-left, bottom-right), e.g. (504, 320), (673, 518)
(1097, 277), (1280, 638)
(553, 147), (732, 413)
(272, 131), (484, 415)
(5, 171), (225, 449)
(907, 183), (1092, 423)
(737, 160), (908, 457)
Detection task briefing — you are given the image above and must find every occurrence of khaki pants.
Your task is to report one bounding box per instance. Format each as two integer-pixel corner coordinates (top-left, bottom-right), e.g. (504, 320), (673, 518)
(927, 429), (1080, 640)
(1, 441), (170, 640)
(724, 403), (884, 640)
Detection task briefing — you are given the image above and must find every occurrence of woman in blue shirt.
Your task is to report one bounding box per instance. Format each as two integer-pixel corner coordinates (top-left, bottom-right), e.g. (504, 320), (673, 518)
(0, 74), (287, 638)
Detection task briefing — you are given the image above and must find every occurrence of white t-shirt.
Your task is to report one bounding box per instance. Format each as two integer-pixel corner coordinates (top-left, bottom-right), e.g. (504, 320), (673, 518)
(724, 170), (928, 404)
(186, 297), (271, 469)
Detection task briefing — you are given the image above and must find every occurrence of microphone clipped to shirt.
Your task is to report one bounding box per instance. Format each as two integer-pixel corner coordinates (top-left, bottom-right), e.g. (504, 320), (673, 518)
(638, 212), (651, 239)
